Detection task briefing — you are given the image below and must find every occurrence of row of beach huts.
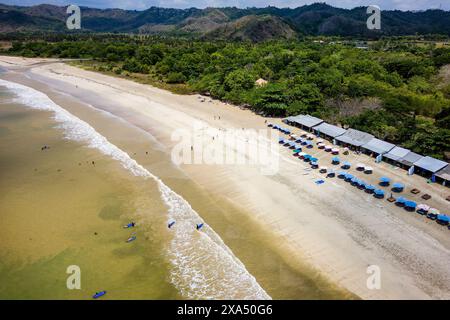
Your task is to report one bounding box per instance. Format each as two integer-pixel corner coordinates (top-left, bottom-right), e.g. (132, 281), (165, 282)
(282, 114), (450, 187)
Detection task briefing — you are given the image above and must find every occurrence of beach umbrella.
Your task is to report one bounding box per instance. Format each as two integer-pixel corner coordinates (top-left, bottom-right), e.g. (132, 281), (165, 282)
(338, 171), (347, 178)
(437, 215), (450, 224)
(298, 152), (306, 157)
(310, 157), (318, 162)
(364, 166), (373, 174)
(428, 208), (439, 215)
(379, 177), (391, 186)
(332, 156), (340, 164)
(344, 173), (354, 181)
(365, 185), (375, 191)
(278, 138), (285, 144)
(268, 123), (273, 127)
(341, 161), (351, 169)
(307, 134), (314, 140)
(324, 145), (332, 151)
(311, 162), (319, 169)
(404, 201), (417, 210)
(331, 148), (340, 154)
(285, 129), (291, 134)
(293, 149), (302, 154)
(417, 204), (430, 212)
(395, 197), (407, 204)
(317, 139), (324, 143)
(392, 182), (404, 192)
(374, 189), (385, 197)
(273, 125), (278, 129)
(356, 163), (365, 171)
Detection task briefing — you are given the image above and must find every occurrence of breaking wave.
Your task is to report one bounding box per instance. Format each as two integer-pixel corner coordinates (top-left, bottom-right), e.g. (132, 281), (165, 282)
(0, 78), (270, 300)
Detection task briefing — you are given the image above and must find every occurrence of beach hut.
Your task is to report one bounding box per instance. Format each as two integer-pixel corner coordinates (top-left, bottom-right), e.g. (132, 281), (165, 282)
(374, 189), (385, 199)
(331, 148), (340, 155)
(404, 201), (417, 211)
(344, 173), (354, 182)
(395, 197), (407, 206)
(383, 146), (410, 166)
(341, 161), (351, 170)
(379, 177), (391, 186)
(332, 157), (340, 165)
(319, 166), (328, 173)
(416, 204), (430, 215)
(427, 208), (439, 220)
(392, 183), (404, 193)
(364, 166), (373, 174)
(338, 171), (347, 179)
(324, 145), (332, 152)
(311, 161), (319, 169)
(361, 138), (395, 158)
(413, 156), (448, 179)
(365, 185), (375, 193)
(436, 214), (450, 226)
(312, 122), (346, 142)
(356, 163), (365, 171)
(435, 165), (450, 187)
(288, 115), (324, 132)
(335, 128), (374, 151)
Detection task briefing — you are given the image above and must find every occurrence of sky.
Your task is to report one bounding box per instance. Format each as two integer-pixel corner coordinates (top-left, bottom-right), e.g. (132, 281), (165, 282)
(2, 0), (449, 11)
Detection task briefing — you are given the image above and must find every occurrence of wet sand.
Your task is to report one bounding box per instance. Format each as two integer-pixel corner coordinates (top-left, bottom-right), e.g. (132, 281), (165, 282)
(1, 56), (449, 299)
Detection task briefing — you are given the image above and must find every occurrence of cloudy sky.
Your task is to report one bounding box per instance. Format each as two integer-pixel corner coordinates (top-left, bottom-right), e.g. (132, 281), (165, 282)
(2, 0), (449, 11)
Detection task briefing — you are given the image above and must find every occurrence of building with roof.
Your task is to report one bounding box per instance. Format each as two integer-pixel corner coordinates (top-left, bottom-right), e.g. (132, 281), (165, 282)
(435, 165), (450, 187)
(413, 156), (448, 178)
(312, 122), (346, 141)
(384, 146), (410, 162)
(399, 152), (423, 168)
(286, 115), (323, 131)
(361, 138), (395, 157)
(335, 129), (374, 150)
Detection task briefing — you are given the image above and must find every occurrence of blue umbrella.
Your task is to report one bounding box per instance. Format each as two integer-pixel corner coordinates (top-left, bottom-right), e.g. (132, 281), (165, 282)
(310, 157), (318, 162)
(338, 171), (347, 178)
(374, 189), (385, 196)
(303, 154), (312, 160)
(344, 173), (354, 180)
(396, 197), (407, 204)
(332, 157), (340, 164)
(393, 183), (404, 189)
(405, 201), (417, 209)
(437, 214), (450, 223)
(365, 185), (375, 190)
(285, 129), (291, 134)
(278, 138), (285, 144)
(380, 177), (391, 183)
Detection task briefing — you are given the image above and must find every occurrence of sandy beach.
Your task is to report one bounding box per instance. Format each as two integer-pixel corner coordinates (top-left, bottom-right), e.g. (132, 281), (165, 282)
(1, 56), (449, 300)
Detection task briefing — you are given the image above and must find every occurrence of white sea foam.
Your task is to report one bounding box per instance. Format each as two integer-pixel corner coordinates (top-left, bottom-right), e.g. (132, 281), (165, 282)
(0, 79), (271, 300)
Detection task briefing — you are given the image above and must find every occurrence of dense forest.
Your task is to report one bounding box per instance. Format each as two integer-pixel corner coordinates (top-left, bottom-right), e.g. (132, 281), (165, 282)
(2, 35), (450, 160)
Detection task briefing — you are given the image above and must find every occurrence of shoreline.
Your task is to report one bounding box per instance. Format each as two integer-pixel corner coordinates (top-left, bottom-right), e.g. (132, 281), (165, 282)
(1, 56), (449, 299)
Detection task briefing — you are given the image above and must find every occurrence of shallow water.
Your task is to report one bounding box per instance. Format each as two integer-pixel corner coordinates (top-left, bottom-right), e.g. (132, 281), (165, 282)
(0, 79), (354, 300)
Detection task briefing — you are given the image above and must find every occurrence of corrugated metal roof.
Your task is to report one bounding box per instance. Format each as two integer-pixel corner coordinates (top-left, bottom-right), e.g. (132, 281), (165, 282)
(335, 129), (374, 147)
(312, 122), (346, 138)
(362, 138), (395, 155)
(290, 115), (323, 128)
(384, 146), (410, 161)
(435, 165), (450, 181)
(400, 152), (423, 167)
(414, 156), (448, 173)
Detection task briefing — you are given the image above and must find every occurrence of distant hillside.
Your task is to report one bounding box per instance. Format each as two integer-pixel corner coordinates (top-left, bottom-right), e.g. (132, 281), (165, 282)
(1, 3), (450, 39)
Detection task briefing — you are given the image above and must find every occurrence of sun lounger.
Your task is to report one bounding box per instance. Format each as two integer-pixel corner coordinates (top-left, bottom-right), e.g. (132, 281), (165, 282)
(411, 188), (420, 195)
(421, 194), (431, 200)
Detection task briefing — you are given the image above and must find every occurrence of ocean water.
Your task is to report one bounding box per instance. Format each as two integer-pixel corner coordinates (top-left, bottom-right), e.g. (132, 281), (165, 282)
(0, 79), (269, 300)
(0, 77), (355, 300)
